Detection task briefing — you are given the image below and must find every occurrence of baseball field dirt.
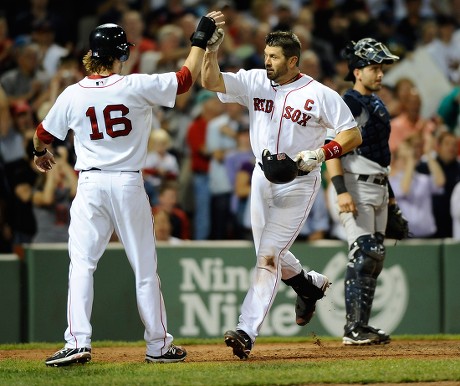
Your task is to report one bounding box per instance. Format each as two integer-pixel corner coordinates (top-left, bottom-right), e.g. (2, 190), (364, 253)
(2, 339), (460, 385)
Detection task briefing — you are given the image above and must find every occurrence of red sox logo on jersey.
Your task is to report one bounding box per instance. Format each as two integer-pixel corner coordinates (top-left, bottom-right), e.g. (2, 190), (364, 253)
(253, 98), (314, 127)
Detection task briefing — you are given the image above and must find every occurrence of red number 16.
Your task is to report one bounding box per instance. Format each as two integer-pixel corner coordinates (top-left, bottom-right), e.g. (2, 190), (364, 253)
(86, 104), (132, 140)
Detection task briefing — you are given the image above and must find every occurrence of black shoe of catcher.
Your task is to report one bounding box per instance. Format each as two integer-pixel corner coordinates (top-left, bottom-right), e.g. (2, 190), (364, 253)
(224, 329), (252, 360)
(45, 347), (91, 367)
(365, 325), (391, 345)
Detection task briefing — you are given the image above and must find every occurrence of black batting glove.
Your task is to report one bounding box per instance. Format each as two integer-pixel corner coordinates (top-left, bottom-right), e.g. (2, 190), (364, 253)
(190, 16), (216, 49)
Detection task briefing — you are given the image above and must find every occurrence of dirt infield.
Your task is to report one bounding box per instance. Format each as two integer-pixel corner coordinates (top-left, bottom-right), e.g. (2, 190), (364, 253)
(2, 340), (460, 385)
(3, 339), (459, 363)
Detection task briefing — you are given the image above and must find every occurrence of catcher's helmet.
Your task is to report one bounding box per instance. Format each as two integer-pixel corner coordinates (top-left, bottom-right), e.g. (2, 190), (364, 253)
(89, 23), (134, 62)
(343, 38), (399, 81)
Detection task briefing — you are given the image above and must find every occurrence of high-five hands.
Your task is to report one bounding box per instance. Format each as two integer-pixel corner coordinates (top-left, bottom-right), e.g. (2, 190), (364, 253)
(294, 148), (326, 172)
(205, 11), (225, 52)
(191, 11), (224, 49)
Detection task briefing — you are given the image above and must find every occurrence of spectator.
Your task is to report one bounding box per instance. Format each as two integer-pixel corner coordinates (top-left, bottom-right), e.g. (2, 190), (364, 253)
(119, 9), (157, 75)
(186, 90), (223, 240)
(153, 209), (182, 244)
(389, 134), (443, 238)
(0, 41), (50, 113)
(152, 180), (190, 240)
(297, 185), (330, 242)
(393, 0), (430, 53)
(143, 128), (179, 205)
(417, 131), (460, 238)
(140, 23), (189, 74)
(9, 99), (37, 148)
(30, 19), (69, 77)
(436, 85), (460, 133)
(0, 158), (12, 253)
(224, 125), (254, 239)
(10, 0), (70, 46)
(206, 102), (246, 239)
(0, 101), (32, 167)
(32, 146), (78, 243)
(425, 14), (460, 85)
(233, 158), (254, 240)
(389, 87), (437, 153)
(35, 54), (84, 122)
(0, 10), (15, 74)
(4, 141), (38, 255)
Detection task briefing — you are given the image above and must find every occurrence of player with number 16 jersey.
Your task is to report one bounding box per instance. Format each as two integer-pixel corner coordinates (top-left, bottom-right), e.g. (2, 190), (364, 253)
(34, 13), (224, 367)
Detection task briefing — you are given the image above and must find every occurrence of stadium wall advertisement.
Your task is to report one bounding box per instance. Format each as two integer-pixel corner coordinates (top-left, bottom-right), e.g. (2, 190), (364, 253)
(0, 240), (457, 343)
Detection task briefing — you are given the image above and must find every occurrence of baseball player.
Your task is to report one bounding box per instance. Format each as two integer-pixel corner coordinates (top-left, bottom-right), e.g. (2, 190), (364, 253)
(201, 29), (362, 359)
(326, 38), (399, 345)
(34, 13), (224, 367)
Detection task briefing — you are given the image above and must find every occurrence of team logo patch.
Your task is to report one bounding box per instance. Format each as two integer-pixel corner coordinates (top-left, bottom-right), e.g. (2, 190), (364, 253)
(277, 153), (286, 161)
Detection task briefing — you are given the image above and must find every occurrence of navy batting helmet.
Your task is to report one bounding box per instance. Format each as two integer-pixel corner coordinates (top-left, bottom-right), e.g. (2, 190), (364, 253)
(343, 38), (399, 81)
(89, 23), (134, 62)
(261, 149), (301, 184)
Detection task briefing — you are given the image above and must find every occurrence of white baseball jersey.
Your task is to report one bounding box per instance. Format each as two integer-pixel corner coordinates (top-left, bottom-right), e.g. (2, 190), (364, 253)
(42, 73), (177, 171)
(44, 72), (180, 357)
(217, 69), (357, 342)
(218, 69), (357, 165)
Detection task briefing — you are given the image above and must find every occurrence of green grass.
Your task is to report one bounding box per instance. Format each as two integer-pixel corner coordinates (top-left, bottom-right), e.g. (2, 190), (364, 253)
(1, 336), (460, 385)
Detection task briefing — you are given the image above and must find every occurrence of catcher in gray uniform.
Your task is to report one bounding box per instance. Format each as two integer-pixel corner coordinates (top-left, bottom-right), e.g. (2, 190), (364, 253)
(326, 38), (400, 345)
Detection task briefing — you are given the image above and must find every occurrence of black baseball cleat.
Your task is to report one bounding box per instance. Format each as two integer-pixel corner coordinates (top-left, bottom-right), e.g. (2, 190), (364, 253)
(343, 326), (380, 345)
(365, 325), (391, 345)
(145, 344), (187, 363)
(295, 273), (330, 326)
(45, 347), (91, 367)
(224, 330), (252, 360)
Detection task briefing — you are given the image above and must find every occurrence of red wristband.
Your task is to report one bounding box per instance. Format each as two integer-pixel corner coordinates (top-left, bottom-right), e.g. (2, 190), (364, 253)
(321, 140), (343, 160)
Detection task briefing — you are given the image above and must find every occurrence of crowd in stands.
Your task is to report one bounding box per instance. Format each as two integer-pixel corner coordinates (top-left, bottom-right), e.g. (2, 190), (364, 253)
(2, 0), (460, 253)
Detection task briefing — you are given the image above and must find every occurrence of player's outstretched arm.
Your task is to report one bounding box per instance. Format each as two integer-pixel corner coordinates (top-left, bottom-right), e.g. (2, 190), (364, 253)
(32, 129), (56, 173)
(181, 11), (224, 85)
(201, 20), (226, 93)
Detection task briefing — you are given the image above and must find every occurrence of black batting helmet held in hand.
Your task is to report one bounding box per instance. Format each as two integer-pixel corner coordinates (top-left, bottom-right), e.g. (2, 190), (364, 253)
(89, 23), (134, 62)
(261, 149), (300, 184)
(343, 38), (399, 81)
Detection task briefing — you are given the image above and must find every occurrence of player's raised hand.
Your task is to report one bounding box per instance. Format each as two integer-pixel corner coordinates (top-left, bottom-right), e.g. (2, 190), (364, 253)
(34, 149), (56, 173)
(294, 148), (325, 172)
(207, 28), (225, 52)
(206, 11), (225, 29)
(190, 11), (224, 50)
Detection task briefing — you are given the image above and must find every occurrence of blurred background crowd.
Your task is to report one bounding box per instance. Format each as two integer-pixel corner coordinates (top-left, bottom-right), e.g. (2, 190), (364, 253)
(1, 0), (460, 254)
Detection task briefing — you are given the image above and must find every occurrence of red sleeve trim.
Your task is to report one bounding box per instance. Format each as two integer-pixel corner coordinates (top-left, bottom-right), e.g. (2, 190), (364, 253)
(36, 123), (55, 144)
(321, 140), (343, 160)
(175, 66), (193, 95)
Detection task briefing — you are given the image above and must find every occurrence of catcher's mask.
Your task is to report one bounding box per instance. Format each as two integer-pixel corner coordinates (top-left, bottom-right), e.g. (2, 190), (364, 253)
(260, 149), (299, 184)
(343, 38), (399, 81)
(89, 23), (134, 62)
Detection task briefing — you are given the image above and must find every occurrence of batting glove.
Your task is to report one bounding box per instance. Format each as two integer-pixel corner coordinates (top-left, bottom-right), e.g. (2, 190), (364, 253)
(294, 148), (326, 172)
(206, 28), (225, 52)
(190, 16), (216, 49)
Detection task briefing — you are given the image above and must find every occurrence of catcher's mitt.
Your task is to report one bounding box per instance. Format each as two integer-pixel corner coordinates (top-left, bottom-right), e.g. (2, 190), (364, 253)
(385, 204), (410, 240)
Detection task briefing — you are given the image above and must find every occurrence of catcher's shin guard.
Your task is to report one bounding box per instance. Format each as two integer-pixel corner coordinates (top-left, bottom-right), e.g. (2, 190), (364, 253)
(344, 267), (377, 332)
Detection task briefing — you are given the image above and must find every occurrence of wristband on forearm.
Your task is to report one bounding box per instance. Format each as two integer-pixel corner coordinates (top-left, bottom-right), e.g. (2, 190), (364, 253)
(32, 148), (47, 157)
(321, 140), (343, 160)
(331, 175), (347, 194)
